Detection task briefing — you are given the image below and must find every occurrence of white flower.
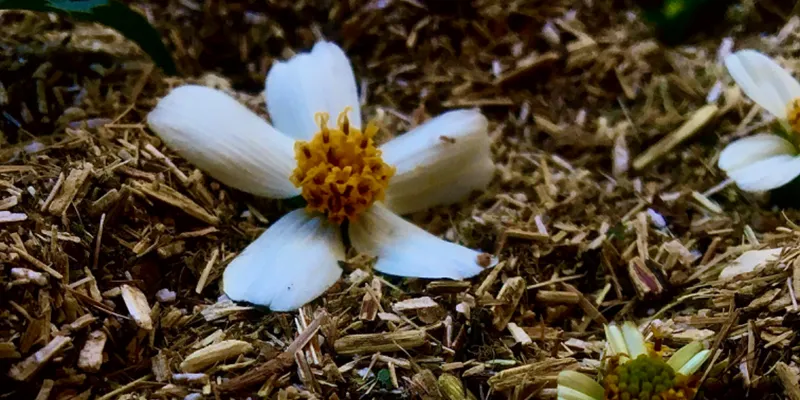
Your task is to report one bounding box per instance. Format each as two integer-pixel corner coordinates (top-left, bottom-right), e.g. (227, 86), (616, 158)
(558, 321), (712, 400)
(604, 322), (710, 375)
(718, 50), (800, 191)
(147, 41), (497, 312)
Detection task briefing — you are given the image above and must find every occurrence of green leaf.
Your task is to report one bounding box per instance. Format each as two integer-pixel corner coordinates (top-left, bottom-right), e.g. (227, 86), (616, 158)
(0, 0), (176, 75)
(637, 0), (738, 45)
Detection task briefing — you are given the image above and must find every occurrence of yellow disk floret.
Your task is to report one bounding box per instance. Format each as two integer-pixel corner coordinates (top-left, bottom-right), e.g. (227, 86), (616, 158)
(604, 355), (700, 400)
(290, 108), (395, 224)
(787, 98), (800, 135)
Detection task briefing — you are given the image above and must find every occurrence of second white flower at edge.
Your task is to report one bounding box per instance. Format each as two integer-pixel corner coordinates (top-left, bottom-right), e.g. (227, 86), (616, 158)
(718, 49), (800, 192)
(146, 41), (497, 312)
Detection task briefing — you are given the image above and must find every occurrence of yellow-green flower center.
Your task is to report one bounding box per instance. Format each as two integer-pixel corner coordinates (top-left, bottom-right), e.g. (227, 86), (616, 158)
(604, 355), (698, 400)
(289, 108), (395, 223)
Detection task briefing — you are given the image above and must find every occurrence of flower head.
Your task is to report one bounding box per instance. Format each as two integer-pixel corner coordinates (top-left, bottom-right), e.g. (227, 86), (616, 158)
(558, 322), (711, 400)
(718, 50), (800, 192)
(146, 41), (497, 311)
(289, 109), (395, 223)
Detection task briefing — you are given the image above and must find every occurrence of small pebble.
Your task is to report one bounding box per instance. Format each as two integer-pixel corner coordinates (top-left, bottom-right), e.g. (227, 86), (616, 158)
(156, 288), (177, 303)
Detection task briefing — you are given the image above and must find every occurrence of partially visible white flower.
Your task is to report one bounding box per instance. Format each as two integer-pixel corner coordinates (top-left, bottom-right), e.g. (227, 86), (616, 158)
(559, 321), (712, 400)
(718, 50), (800, 191)
(147, 41), (497, 312)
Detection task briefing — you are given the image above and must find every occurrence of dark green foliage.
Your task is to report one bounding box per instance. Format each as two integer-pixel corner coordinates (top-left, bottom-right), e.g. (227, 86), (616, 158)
(0, 0), (176, 74)
(637, 0), (739, 45)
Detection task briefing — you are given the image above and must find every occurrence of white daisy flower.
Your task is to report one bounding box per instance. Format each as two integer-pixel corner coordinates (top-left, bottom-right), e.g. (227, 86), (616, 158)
(557, 322), (711, 400)
(147, 41), (497, 312)
(718, 50), (800, 192)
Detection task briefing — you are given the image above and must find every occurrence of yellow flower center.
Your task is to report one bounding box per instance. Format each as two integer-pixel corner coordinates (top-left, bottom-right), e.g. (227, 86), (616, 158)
(289, 108), (395, 224)
(604, 355), (700, 400)
(787, 98), (800, 134)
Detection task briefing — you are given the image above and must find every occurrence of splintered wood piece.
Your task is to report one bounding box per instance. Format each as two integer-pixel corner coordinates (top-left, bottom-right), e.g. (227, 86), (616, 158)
(534, 290), (580, 304)
(131, 180), (219, 225)
(360, 277), (382, 321)
(195, 248), (219, 294)
(487, 358), (577, 391)
(219, 311), (326, 392)
(334, 330), (427, 355)
(0, 342), (20, 359)
(628, 257), (666, 299)
(77, 330), (107, 372)
(48, 163), (93, 215)
(152, 351), (171, 382)
(392, 296), (439, 312)
(8, 335), (72, 381)
(180, 340), (253, 372)
(10, 246), (63, 279)
(10, 268), (48, 286)
(121, 285), (153, 330)
(200, 300), (253, 322)
(633, 104), (718, 170)
(507, 323), (532, 345)
(34, 379), (54, 400)
(561, 283), (608, 327)
(492, 277), (526, 330)
(776, 362), (800, 400)
(0, 211), (26, 223)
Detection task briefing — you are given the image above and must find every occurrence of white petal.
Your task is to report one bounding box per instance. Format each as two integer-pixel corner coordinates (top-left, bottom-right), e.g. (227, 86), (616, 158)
(556, 386), (602, 400)
(667, 341), (704, 372)
(222, 209), (345, 312)
(265, 41), (361, 140)
(727, 154), (800, 192)
(381, 109), (494, 215)
(718, 133), (795, 173)
(621, 321), (647, 359)
(604, 324), (628, 357)
(147, 85), (299, 199)
(725, 50), (800, 119)
(349, 203), (495, 279)
(677, 349), (711, 376)
(557, 371), (604, 400)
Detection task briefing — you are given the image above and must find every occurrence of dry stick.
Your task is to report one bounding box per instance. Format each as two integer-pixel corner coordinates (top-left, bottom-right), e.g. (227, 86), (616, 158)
(93, 213), (106, 271)
(218, 311), (327, 392)
(693, 309), (739, 400)
(40, 172), (64, 212)
(195, 248), (219, 294)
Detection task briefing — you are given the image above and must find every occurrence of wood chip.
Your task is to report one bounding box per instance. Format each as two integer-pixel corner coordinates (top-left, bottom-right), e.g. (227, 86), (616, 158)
(121, 284), (153, 330)
(392, 296), (439, 312)
(0, 211), (26, 223)
(180, 340), (253, 372)
(77, 330), (107, 372)
(534, 290), (580, 304)
(131, 180), (219, 225)
(492, 277), (526, 330)
(776, 362), (800, 400)
(48, 163), (93, 215)
(8, 335), (72, 381)
(507, 323), (532, 345)
(360, 277), (382, 321)
(10, 246), (63, 280)
(195, 247), (219, 294)
(152, 351), (171, 382)
(334, 330), (427, 355)
(633, 104), (718, 170)
(487, 358), (577, 391)
(0, 342), (21, 359)
(34, 379), (54, 400)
